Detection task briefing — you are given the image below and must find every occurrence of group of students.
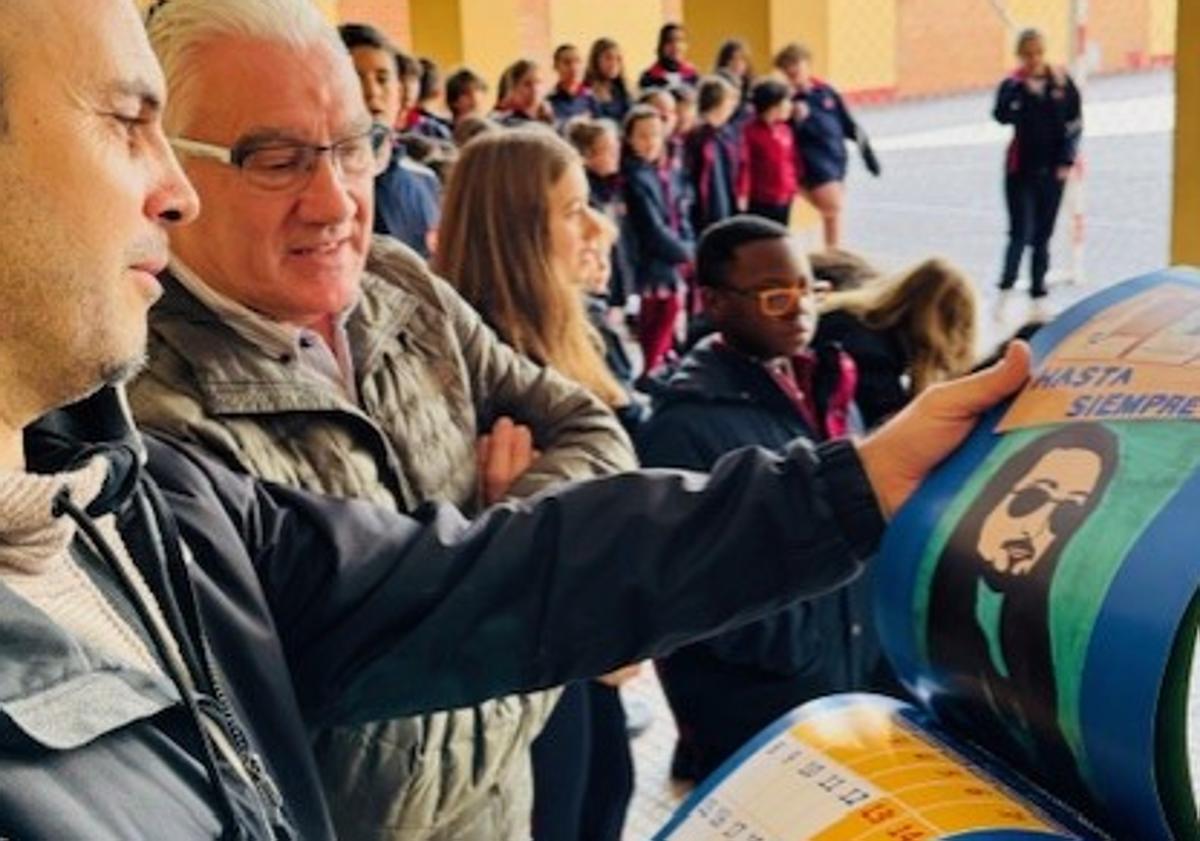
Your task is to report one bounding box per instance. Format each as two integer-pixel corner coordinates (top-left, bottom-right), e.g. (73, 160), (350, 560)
(363, 20), (1084, 370)
(352, 22), (884, 380)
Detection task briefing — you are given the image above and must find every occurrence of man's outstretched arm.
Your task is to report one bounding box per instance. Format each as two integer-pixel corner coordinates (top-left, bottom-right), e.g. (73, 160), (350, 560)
(149, 342), (1030, 729)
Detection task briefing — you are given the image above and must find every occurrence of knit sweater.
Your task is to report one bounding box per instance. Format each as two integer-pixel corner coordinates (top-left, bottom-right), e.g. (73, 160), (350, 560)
(0, 457), (170, 678)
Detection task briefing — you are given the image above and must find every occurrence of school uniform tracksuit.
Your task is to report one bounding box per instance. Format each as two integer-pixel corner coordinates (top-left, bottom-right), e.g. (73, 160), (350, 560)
(638, 58), (699, 91)
(994, 70), (1083, 298)
(373, 145), (441, 259)
(684, 123), (741, 235)
(740, 117), (798, 226)
(791, 79), (857, 190)
(548, 84), (598, 126)
(622, 155), (694, 374)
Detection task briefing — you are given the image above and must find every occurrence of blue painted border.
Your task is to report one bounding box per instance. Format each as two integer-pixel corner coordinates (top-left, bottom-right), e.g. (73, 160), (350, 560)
(1077, 466), (1200, 840)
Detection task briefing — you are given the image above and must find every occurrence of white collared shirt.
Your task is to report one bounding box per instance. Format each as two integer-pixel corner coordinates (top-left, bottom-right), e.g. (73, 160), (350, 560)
(169, 258), (360, 403)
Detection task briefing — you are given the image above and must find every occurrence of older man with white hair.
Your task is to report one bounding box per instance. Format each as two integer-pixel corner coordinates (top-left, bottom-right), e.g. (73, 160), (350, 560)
(131, 1), (636, 840)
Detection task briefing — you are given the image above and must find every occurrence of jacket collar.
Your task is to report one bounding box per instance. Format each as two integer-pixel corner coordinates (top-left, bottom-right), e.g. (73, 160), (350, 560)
(648, 336), (791, 407)
(0, 578), (179, 751)
(24, 387), (144, 518)
(148, 261), (420, 417)
(650, 335), (854, 417)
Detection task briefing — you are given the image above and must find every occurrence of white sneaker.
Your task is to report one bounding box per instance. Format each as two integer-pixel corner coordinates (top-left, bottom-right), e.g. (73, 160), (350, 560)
(992, 288), (1015, 321)
(1029, 297), (1056, 321)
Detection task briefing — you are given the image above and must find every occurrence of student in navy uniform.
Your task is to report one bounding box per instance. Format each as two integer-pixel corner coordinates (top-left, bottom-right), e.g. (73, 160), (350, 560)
(566, 118), (635, 310)
(493, 59), (554, 127)
(994, 28), (1082, 301)
(740, 79), (798, 226)
(639, 87), (687, 188)
(715, 38), (754, 116)
(671, 83), (699, 137)
(684, 76), (742, 237)
(340, 23), (442, 258)
(622, 106), (695, 375)
(639, 23), (699, 91)
(410, 57), (454, 141)
(638, 216), (892, 782)
(586, 38), (634, 123)
(774, 43), (880, 248)
(548, 43), (596, 125)
(581, 212), (647, 432)
(391, 50), (424, 132)
(446, 67), (489, 126)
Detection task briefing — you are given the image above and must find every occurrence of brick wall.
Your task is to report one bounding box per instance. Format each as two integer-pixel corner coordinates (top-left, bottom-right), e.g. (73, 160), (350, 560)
(895, 0), (1008, 97)
(1092, 0), (1152, 71)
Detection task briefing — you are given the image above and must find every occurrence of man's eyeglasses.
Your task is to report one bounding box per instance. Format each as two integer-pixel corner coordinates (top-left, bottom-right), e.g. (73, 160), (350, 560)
(719, 285), (812, 318)
(1006, 485), (1086, 536)
(169, 124), (393, 192)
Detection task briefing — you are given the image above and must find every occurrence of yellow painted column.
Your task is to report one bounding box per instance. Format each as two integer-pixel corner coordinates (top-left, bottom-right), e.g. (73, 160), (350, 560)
(681, 0), (771, 78)
(409, 0), (465, 74)
(1173, 0), (1199, 265)
(458, 0), (522, 89)
(1149, 0), (1178, 60)
(550, 1), (666, 84)
(410, 0), (545, 94)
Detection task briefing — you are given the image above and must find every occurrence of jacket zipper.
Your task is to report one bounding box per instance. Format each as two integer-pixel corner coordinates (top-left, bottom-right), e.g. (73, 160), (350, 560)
(197, 626), (285, 817)
(137, 485), (286, 837)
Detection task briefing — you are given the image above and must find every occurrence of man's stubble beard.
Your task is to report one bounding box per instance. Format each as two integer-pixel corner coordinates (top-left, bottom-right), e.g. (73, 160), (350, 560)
(99, 350), (147, 389)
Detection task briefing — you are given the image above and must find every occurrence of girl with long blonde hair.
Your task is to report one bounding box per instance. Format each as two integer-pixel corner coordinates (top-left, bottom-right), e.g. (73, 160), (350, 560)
(435, 128), (627, 409)
(815, 257), (977, 427)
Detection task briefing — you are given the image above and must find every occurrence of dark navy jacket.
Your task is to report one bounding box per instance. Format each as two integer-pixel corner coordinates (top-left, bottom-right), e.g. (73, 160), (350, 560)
(585, 294), (648, 435)
(813, 309), (911, 429)
(373, 145), (441, 258)
(993, 69), (1083, 175)
(638, 336), (881, 682)
(406, 108), (454, 142)
(0, 385), (882, 840)
(587, 169), (635, 307)
(792, 79), (857, 188)
(548, 84), (597, 125)
(588, 81), (632, 123)
(621, 155), (694, 293)
(683, 122), (740, 233)
(638, 58), (699, 90)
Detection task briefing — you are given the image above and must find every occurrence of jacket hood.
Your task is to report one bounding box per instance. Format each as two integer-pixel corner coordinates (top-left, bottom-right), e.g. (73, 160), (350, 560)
(24, 386), (144, 518)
